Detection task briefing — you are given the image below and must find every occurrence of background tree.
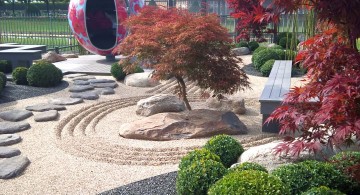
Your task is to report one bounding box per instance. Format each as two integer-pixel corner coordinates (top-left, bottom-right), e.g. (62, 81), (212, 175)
(113, 6), (250, 110)
(266, 0), (360, 156)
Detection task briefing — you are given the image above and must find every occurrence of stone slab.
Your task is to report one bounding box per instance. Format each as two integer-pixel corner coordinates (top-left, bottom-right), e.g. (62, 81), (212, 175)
(0, 155), (30, 179)
(69, 85), (94, 92)
(25, 104), (66, 112)
(70, 92), (99, 100)
(34, 110), (58, 122)
(88, 79), (115, 84)
(72, 76), (96, 81)
(0, 134), (21, 146)
(95, 88), (115, 95)
(0, 110), (33, 122)
(64, 73), (87, 78)
(48, 98), (83, 105)
(73, 80), (90, 85)
(0, 147), (21, 158)
(91, 82), (118, 88)
(0, 121), (30, 134)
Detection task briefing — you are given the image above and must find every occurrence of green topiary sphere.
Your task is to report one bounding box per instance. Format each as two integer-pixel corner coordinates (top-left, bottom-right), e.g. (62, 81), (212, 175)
(27, 60), (63, 87)
(204, 134), (244, 168)
(269, 44), (284, 50)
(208, 170), (290, 195)
(179, 148), (221, 170)
(279, 37), (300, 49)
(272, 160), (351, 195)
(253, 46), (267, 55)
(176, 159), (227, 195)
(301, 186), (345, 195)
(0, 75), (3, 94)
(276, 32), (293, 44)
(0, 72), (7, 88)
(0, 60), (12, 74)
(248, 41), (259, 51)
(253, 49), (280, 70)
(260, 59), (275, 77)
(12, 67), (29, 85)
(236, 41), (248, 48)
(111, 62), (126, 80)
(229, 162), (268, 174)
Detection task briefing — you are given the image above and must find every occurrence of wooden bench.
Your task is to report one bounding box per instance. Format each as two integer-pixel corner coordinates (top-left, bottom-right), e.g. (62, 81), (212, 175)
(0, 43), (47, 69)
(259, 60), (292, 133)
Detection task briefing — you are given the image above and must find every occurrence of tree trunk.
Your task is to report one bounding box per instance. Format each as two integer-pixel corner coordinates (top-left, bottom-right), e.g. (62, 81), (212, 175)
(175, 76), (192, 110)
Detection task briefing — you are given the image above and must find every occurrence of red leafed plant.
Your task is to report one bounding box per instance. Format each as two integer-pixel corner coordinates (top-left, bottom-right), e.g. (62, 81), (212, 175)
(113, 6), (250, 110)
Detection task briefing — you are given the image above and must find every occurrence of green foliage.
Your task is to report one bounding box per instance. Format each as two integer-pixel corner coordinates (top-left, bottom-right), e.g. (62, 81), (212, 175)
(253, 49), (280, 70)
(253, 46), (267, 55)
(277, 32), (293, 44)
(279, 37), (300, 49)
(236, 41), (248, 48)
(248, 41), (259, 51)
(204, 134), (244, 167)
(208, 170), (290, 195)
(179, 148), (221, 170)
(27, 60), (63, 87)
(25, 4), (41, 16)
(301, 186), (345, 195)
(229, 162), (268, 173)
(0, 76), (3, 94)
(269, 44), (284, 50)
(12, 67), (28, 85)
(0, 60), (12, 74)
(274, 49), (286, 60)
(272, 160), (351, 195)
(176, 159), (227, 195)
(111, 62), (126, 81)
(285, 50), (298, 60)
(133, 66), (144, 73)
(260, 59), (275, 77)
(0, 72), (7, 88)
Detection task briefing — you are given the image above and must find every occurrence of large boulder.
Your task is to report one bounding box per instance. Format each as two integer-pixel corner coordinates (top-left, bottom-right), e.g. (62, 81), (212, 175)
(231, 47), (250, 56)
(120, 109), (248, 141)
(136, 94), (186, 116)
(124, 72), (159, 87)
(206, 96), (246, 115)
(42, 51), (66, 63)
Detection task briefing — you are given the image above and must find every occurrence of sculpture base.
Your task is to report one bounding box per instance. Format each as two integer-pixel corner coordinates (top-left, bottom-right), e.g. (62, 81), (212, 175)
(106, 55), (116, 61)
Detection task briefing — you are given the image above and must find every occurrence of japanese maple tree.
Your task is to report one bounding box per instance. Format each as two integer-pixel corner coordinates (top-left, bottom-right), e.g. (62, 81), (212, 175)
(265, 0), (360, 156)
(113, 6), (250, 110)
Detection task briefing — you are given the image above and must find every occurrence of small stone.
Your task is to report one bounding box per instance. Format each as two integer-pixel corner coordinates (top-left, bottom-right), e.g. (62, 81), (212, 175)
(136, 94), (185, 116)
(48, 98), (83, 105)
(0, 147), (21, 158)
(0, 110), (33, 122)
(72, 76), (96, 81)
(231, 47), (250, 56)
(69, 85), (94, 92)
(34, 110), (58, 122)
(91, 82), (118, 88)
(124, 72), (159, 87)
(26, 104), (66, 112)
(70, 92), (99, 100)
(73, 80), (90, 85)
(0, 121), (30, 134)
(62, 54), (78, 58)
(88, 79), (115, 84)
(0, 134), (21, 146)
(95, 88), (115, 95)
(64, 73), (87, 78)
(0, 155), (30, 179)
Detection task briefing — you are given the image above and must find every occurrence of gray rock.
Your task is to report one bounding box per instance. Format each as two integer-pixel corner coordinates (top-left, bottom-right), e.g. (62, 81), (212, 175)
(34, 110), (58, 122)
(136, 94), (185, 116)
(231, 47), (250, 56)
(64, 73), (87, 78)
(124, 72), (159, 87)
(69, 85), (94, 92)
(95, 88), (115, 95)
(72, 76), (96, 81)
(91, 82), (118, 88)
(0, 110), (33, 122)
(206, 96), (246, 115)
(48, 98), (83, 105)
(0, 147), (21, 158)
(70, 91), (99, 100)
(120, 109), (247, 141)
(73, 80), (90, 85)
(0, 155), (30, 179)
(0, 121), (30, 134)
(88, 79), (115, 84)
(25, 104), (66, 112)
(42, 51), (66, 63)
(0, 134), (21, 146)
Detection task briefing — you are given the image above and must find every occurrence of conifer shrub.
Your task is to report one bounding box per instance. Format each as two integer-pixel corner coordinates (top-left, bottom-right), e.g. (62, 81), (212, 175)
(12, 67), (28, 85)
(248, 41), (259, 51)
(301, 186), (345, 195)
(260, 59), (275, 76)
(178, 148), (221, 170)
(0, 72), (7, 88)
(0, 60), (12, 73)
(27, 60), (63, 87)
(229, 162), (268, 173)
(253, 49), (280, 70)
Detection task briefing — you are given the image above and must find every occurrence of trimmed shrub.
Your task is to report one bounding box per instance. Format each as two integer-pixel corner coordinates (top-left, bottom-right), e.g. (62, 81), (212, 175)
(179, 148), (221, 170)
(274, 49), (286, 60)
(261, 59), (275, 77)
(269, 44), (284, 50)
(208, 170), (290, 195)
(272, 160), (351, 195)
(176, 159), (227, 195)
(0, 75), (3, 94)
(133, 66), (144, 73)
(0, 72), (7, 88)
(12, 67), (28, 85)
(204, 134), (244, 168)
(111, 62), (126, 81)
(236, 41), (248, 48)
(276, 32), (293, 44)
(253, 46), (267, 55)
(248, 41), (259, 51)
(0, 60), (12, 74)
(229, 162), (268, 173)
(279, 37), (300, 49)
(253, 49), (280, 70)
(301, 186), (345, 195)
(27, 60), (63, 87)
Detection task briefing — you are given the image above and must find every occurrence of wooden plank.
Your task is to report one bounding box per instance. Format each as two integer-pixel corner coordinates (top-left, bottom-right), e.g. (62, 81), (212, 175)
(270, 61), (286, 99)
(269, 60), (280, 78)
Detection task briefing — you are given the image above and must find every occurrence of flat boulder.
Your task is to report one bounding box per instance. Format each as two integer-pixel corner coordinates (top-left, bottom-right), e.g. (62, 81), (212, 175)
(120, 109), (247, 141)
(136, 94), (185, 116)
(91, 82), (118, 88)
(69, 85), (94, 92)
(0, 147), (21, 158)
(26, 104), (66, 112)
(124, 72), (159, 87)
(206, 96), (246, 115)
(95, 88), (115, 95)
(64, 73), (87, 78)
(73, 80), (90, 85)
(34, 110), (58, 122)
(0, 110), (33, 122)
(0, 155), (30, 179)
(0, 121), (30, 134)
(70, 91), (99, 100)
(49, 98), (83, 105)
(72, 76), (96, 81)
(88, 79), (115, 83)
(231, 47), (250, 56)
(42, 51), (66, 63)
(0, 134), (21, 146)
